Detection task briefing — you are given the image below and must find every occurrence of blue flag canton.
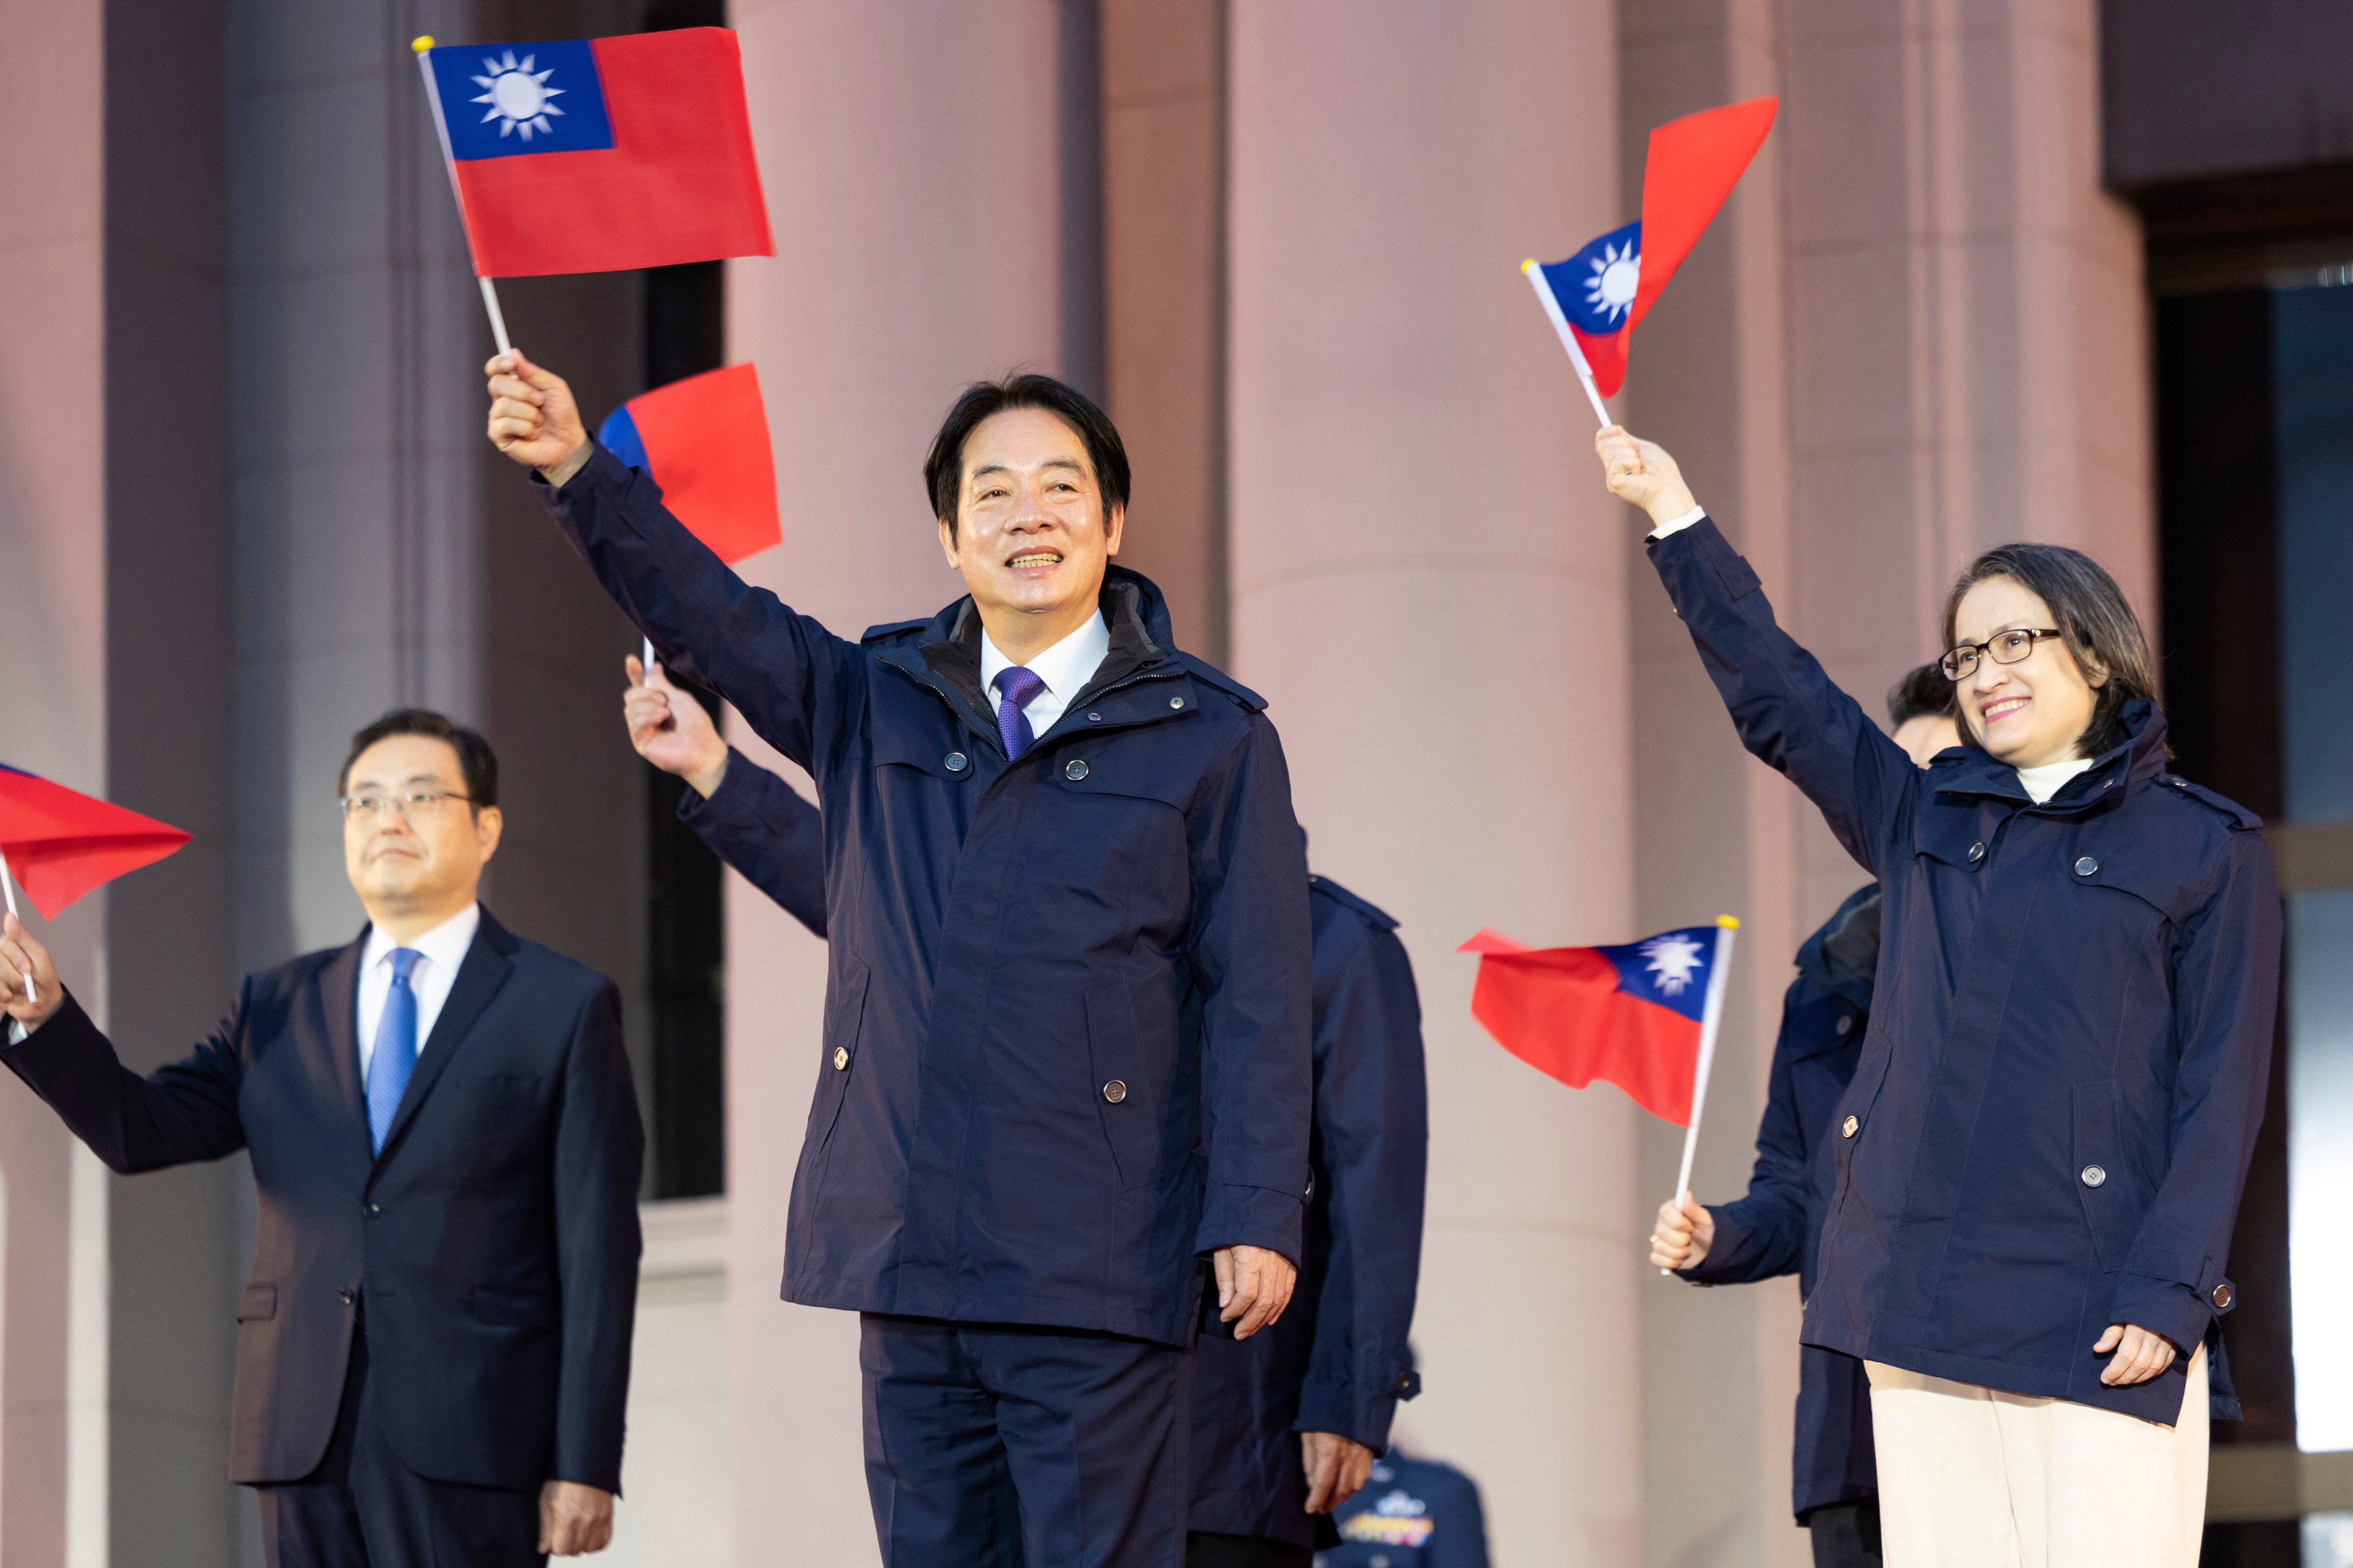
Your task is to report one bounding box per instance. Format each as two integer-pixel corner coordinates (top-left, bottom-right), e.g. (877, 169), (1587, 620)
(433, 41), (613, 160)
(1541, 221), (1642, 337)
(595, 404), (649, 474)
(1594, 925), (1718, 1024)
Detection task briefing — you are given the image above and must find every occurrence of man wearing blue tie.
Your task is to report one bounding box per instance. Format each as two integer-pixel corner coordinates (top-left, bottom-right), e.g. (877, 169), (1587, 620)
(0, 710), (643, 1568)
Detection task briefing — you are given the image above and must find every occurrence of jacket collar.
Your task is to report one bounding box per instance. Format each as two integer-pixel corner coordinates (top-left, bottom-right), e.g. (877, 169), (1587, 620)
(1928, 698), (2168, 814)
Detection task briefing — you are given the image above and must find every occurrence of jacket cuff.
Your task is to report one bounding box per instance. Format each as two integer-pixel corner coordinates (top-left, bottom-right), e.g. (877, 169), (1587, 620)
(1675, 1203), (1746, 1285)
(674, 747), (745, 824)
(1194, 1181), (1306, 1266)
(3, 990), (94, 1065)
(1296, 1369), (1420, 1452)
(2109, 1272), (2223, 1356)
(550, 1443), (624, 1498)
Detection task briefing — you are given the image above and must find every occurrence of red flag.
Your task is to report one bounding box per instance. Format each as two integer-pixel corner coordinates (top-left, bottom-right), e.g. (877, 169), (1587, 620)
(423, 29), (773, 277)
(1627, 96), (1777, 335)
(1459, 923), (1733, 1126)
(0, 766), (191, 921)
(595, 364), (781, 564)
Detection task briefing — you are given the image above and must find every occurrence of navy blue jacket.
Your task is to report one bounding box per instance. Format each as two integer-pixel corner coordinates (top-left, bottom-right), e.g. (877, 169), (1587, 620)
(541, 446), (1313, 1344)
(1678, 884), (1878, 1520)
(1319, 1454), (1490, 1568)
(1652, 517), (2281, 1423)
(0, 910), (642, 1491)
(676, 758), (1428, 1548)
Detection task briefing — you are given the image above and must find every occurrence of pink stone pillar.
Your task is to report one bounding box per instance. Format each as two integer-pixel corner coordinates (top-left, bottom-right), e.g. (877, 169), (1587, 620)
(1227, 4), (1641, 1559)
(724, 2), (1096, 1557)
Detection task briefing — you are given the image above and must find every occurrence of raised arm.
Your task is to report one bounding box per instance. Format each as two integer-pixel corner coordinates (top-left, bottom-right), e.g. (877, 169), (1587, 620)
(0, 916), (248, 1171)
(488, 352), (862, 773)
(1596, 427), (1920, 871)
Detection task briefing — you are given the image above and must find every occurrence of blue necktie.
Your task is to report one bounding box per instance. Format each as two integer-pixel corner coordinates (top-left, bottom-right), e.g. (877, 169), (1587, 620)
(994, 666), (1046, 758)
(367, 948), (421, 1153)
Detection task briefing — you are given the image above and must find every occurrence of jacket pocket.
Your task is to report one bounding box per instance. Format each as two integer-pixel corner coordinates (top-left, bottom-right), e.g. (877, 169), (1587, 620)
(1826, 1043), (1895, 1219)
(1085, 984), (1160, 1191)
(807, 954), (871, 1177)
(2072, 1080), (2140, 1272)
(236, 1283), (277, 1323)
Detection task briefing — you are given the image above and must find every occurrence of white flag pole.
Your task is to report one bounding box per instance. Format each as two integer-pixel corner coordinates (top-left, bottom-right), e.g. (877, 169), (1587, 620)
(1522, 260), (1615, 430)
(641, 635), (657, 677)
(412, 37), (515, 357)
(1662, 915), (1739, 1273)
(0, 844), (31, 1006)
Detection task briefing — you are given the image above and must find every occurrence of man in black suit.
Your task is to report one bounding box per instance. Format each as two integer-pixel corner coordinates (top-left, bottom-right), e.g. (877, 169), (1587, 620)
(0, 709), (643, 1566)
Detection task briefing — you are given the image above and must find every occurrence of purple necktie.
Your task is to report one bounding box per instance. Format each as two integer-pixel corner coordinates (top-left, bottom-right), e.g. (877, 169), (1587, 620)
(993, 666), (1046, 758)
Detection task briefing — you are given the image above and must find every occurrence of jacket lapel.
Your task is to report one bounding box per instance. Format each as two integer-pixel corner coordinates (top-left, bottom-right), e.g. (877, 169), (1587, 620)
(372, 908), (519, 1167)
(318, 929), (373, 1161)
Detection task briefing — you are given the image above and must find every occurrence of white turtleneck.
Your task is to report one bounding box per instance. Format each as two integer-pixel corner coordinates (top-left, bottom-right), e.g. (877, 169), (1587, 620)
(2015, 758), (2096, 805)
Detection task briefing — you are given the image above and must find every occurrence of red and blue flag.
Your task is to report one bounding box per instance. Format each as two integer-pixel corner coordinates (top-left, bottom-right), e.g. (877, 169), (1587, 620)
(0, 765), (191, 921)
(421, 28), (772, 277)
(596, 363), (780, 565)
(1459, 920), (1736, 1125)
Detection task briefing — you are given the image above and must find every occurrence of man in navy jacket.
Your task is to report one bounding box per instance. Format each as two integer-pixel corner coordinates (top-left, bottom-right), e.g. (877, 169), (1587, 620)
(0, 710), (642, 1567)
(491, 356), (1311, 1567)
(1649, 669), (1957, 1567)
(627, 652), (1425, 1566)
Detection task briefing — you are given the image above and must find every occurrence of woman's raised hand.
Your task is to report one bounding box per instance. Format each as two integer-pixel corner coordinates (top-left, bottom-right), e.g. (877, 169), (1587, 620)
(1596, 426), (1699, 528)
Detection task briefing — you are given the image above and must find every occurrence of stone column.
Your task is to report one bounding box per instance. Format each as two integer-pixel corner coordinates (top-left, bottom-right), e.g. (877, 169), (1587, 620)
(724, 2), (1100, 1557)
(1227, 3), (1641, 1559)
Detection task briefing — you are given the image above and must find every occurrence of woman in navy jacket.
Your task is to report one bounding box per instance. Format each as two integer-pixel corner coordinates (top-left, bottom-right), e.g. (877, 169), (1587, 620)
(1595, 427), (2280, 1566)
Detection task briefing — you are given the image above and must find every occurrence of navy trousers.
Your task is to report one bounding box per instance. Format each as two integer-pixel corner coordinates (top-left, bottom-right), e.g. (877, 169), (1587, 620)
(859, 1313), (1193, 1568)
(256, 1321), (543, 1568)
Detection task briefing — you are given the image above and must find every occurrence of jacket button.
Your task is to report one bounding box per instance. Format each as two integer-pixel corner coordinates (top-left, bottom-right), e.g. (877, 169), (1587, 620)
(2213, 1281), (2234, 1310)
(1394, 1372), (1413, 1395)
(944, 751), (968, 773)
(1169, 697), (1185, 709)
(2075, 856), (2099, 877)
(364, 1203), (381, 1217)
(1841, 1114), (1859, 1138)
(1087, 712), (1102, 722)
(2080, 1164), (2107, 1188)
(1066, 759), (1090, 781)
(1967, 842), (1985, 864)
(1836, 1013), (1853, 1036)
(339, 1290), (354, 1306)
(1102, 1079), (1127, 1104)
(832, 1046), (848, 1071)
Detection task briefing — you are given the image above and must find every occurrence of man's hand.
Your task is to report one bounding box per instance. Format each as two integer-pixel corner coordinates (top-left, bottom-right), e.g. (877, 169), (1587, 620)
(2094, 1322), (2180, 1387)
(0, 914), (62, 1030)
(1301, 1431), (1376, 1515)
(1213, 1244), (1297, 1341)
(1648, 1191), (1714, 1272)
(538, 1480), (614, 1556)
(1595, 425), (1698, 528)
(485, 350), (591, 484)
(624, 656), (730, 798)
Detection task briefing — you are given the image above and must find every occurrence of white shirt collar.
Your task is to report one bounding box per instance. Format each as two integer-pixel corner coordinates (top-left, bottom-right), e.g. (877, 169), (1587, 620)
(361, 902), (482, 976)
(979, 610), (1110, 707)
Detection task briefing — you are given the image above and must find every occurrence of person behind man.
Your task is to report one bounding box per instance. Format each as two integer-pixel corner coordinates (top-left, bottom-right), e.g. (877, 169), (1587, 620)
(0, 711), (643, 1566)
(1318, 1438), (1491, 1568)
(1647, 666), (1959, 1567)
(488, 352), (1311, 1567)
(618, 658), (1428, 1568)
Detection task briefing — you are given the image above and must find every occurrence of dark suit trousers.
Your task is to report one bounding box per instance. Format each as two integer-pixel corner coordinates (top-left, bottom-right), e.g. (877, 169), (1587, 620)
(859, 1314), (1192, 1568)
(1807, 1499), (1884, 1568)
(257, 1320), (543, 1568)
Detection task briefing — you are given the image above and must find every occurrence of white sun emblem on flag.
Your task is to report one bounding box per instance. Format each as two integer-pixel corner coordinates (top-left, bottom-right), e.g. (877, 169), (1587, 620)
(1584, 239), (1640, 326)
(1639, 932), (1706, 997)
(472, 52), (568, 141)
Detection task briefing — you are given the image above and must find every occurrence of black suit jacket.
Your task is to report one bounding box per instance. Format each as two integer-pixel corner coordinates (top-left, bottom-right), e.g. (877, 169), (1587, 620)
(1, 907), (643, 1492)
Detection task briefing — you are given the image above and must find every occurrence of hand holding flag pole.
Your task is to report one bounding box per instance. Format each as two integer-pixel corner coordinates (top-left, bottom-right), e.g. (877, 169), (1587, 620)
(1665, 917), (1738, 1272)
(0, 848), (26, 1005)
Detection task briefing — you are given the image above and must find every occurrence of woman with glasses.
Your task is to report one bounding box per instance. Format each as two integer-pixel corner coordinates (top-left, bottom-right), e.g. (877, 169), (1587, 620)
(1593, 427), (2279, 1567)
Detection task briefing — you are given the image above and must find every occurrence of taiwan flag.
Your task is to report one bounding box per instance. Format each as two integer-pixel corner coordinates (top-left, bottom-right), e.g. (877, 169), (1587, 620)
(1524, 96), (1776, 399)
(1459, 919), (1737, 1126)
(596, 363), (781, 565)
(0, 766), (191, 922)
(420, 29), (773, 277)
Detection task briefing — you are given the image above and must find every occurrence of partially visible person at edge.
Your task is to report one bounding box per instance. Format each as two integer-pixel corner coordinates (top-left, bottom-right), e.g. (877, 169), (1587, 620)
(487, 350), (1313, 1568)
(1648, 664), (1960, 1568)
(1317, 1438), (1491, 1568)
(1597, 426), (2280, 1568)
(0, 711), (642, 1567)
(620, 655), (1430, 1568)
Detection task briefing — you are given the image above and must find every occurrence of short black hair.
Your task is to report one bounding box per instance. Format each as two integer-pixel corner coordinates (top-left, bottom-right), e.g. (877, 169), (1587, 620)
(922, 373), (1131, 538)
(340, 709), (498, 810)
(1885, 663), (1954, 729)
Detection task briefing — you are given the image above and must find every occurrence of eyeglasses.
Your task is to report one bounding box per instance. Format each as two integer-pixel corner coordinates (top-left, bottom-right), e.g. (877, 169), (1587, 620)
(340, 789), (475, 821)
(1940, 628), (2063, 682)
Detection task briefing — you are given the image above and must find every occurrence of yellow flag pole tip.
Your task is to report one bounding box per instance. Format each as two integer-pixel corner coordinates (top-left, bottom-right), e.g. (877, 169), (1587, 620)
(1716, 915), (1742, 929)
(1520, 258), (1538, 272)
(411, 36), (435, 52)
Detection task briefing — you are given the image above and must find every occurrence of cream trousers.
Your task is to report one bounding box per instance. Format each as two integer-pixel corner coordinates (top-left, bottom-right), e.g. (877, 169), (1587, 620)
(1865, 1347), (2207, 1567)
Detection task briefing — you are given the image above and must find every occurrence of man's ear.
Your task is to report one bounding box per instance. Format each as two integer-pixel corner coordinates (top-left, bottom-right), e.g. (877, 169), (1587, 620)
(937, 512), (961, 570)
(1104, 501), (1125, 557)
(473, 805), (504, 864)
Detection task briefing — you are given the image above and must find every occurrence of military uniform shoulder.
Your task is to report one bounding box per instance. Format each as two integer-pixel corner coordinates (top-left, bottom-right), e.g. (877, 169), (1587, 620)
(1171, 652), (1268, 715)
(1310, 873), (1401, 933)
(2150, 773), (2263, 832)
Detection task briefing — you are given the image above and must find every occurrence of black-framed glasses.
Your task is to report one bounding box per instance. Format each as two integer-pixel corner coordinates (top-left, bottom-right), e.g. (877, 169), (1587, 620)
(1940, 628), (2062, 682)
(340, 789), (475, 821)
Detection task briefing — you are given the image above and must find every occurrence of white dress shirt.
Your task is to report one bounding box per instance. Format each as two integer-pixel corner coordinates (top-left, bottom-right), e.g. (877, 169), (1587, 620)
(979, 610), (1112, 743)
(356, 903), (481, 1073)
(1647, 503), (1708, 540)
